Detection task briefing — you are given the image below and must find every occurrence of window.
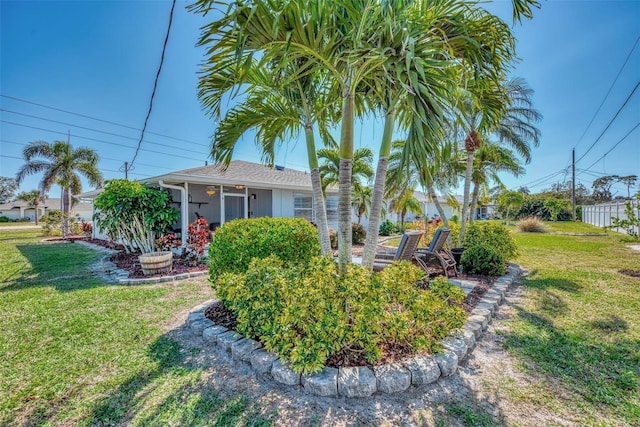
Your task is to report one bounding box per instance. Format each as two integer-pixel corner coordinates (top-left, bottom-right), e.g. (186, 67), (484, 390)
(293, 193), (338, 229)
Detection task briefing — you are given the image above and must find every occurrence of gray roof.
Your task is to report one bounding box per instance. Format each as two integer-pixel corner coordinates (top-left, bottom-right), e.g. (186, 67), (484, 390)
(140, 160), (335, 193)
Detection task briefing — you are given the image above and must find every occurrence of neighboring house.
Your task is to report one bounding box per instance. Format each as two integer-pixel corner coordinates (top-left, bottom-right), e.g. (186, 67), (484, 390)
(397, 191), (463, 224)
(80, 160), (340, 240)
(0, 198), (93, 222)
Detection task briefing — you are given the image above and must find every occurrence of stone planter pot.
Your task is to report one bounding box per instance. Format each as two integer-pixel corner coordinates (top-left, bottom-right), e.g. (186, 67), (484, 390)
(139, 251), (173, 275)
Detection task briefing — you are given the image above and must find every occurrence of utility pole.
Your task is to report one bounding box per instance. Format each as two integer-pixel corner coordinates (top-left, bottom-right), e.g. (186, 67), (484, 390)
(572, 148), (576, 221)
(124, 162), (129, 180)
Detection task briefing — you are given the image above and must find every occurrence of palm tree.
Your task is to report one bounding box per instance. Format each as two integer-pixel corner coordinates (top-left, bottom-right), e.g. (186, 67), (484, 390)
(16, 140), (102, 238)
(498, 190), (525, 225)
(15, 190), (46, 225)
(352, 185), (372, 225)
(469, 142), (524, 222)
(190, 0), (523, 272)
(457, 77), (541, 245)
(203, 60), (337, 255)
(318, 147), (373, 194)
(388, 190), (422, 229)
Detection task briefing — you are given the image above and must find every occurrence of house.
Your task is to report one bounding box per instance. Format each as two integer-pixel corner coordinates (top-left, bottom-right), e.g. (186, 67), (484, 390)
(0, 198), (93, 222)
(392, 191), (463, 224)
(80, 160), (339, 241)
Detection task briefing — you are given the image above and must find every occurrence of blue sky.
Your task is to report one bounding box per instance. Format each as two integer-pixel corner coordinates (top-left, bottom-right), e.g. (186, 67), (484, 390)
(1, 0), (639, 200)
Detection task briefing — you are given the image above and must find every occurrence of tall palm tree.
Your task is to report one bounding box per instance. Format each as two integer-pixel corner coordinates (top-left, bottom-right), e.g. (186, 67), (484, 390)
(469, 142), (524, 222)
(457, 77), (541, 245)
(388, 190), (422, 229)
(15, 189), (46, 225)
(318, 147), (373, 194)
(190, 0), (524, 272)
(16, 140), (102, 238)
(203, 60), (338, 255)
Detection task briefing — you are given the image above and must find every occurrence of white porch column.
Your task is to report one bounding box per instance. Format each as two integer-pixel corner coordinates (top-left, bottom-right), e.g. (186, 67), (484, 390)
(159, 181), (188, 246)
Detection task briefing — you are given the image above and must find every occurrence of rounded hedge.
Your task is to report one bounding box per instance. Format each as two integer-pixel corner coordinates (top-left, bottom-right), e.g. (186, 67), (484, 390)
(216, 257), (466, 373)
(208, 217), (321, 281)
(460, 244), (506, 276)
(463, 222), (518, 261)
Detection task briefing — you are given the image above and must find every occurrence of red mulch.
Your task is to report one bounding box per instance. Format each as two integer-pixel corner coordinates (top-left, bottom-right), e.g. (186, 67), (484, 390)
(46, 237), (208, 278)
(110, 251), (208, 278)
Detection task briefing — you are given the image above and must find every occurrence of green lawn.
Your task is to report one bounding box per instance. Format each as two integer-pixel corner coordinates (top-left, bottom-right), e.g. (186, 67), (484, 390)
(0, 229), (272, 426)
(0, 224), (638, 426)
(506, 222), (640, 425)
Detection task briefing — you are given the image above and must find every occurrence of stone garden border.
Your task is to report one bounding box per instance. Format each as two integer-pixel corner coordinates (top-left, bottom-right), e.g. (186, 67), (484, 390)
(185, 263), (523, 398)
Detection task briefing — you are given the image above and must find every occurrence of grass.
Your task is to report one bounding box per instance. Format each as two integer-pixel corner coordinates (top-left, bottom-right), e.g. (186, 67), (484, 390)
(504, 221), (640, 425)
(1, 223), (638, 425)
(0, 228), (274, 426)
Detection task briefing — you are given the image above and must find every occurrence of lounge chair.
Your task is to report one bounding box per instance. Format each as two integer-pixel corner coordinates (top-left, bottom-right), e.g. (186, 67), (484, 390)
(372, 231), (423, 272)
(414, 227), (458, 277)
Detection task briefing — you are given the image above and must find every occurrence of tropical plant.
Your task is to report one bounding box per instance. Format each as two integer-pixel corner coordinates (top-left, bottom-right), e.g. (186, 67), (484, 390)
(608, 201), (640, 237)
(15, 140), (103, 238)
(469, 142), (524, 223)
(498, 190), (525, 225)
(93, 179), (178, 254)
(0, 177), (18, 204)
(15, 190), (46, 225)
(543, 198), (571, 222)
(190, 0), (521, 273)
(457, 78), (541, 246)
(464, 222), (518, 261)
(318, 147), (374, 194)
(352, 185), (372, 224)
(198, 56), (337, 256)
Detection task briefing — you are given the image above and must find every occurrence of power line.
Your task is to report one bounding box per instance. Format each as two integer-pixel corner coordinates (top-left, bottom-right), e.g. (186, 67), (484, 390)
(130, 0), (177, 168)
(1, 120), (208, 162)
(510, 167), (569, 190)
(0, 109), (209, 156)
(574, 35), (640, 149)
(0, 95), (209, 148)
(575, 80), (640, 164)
(579, 121), (640, 173)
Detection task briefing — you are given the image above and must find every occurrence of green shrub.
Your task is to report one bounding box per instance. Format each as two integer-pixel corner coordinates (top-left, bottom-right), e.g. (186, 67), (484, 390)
(41, 210), (64, 236)
(93, 179), (178, 253)
(379, 219), (396, 236)
(460, 244), (506, 276)
(0, 216), (10, 223)
(352, 222), (366, 244)
(209, 217), (320, 281)
(464, 222), (518, 261)
(518, 216), (547, 233)
(215, 256), (465, 373)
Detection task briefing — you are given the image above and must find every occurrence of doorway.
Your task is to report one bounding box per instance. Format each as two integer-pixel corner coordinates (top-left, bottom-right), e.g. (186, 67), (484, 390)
(224, 194), (245, 223)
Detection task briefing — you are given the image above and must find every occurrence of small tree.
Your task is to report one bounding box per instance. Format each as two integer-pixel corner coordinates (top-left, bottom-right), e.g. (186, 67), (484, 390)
(498, 190), (524, 225)
(0, 177), (18, 203)
(93, 179), (178, 254)
(608, 201), (640, 237)
(16, 190), (46, 225)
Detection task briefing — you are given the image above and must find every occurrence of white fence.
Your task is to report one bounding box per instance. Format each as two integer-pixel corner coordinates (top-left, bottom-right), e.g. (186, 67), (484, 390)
(581, 200), (639, 235)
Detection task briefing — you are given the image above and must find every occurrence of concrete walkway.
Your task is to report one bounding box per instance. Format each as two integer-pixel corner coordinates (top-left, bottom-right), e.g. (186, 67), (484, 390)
(0, 225), (42, 230)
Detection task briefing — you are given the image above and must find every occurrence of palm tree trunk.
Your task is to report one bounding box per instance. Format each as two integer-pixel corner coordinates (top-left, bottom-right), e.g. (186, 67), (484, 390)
(426, 183), (449, 227)
(62, 187), (71, 238)
(34, 201), (39, 225)
(362, 109), (395, 269)
(304, 125), (332, 256)
(337, 83), (354, 272)
(427, 183), (454, 247)
(470, 181), (480, 223)
(458, 150), (474, 246)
